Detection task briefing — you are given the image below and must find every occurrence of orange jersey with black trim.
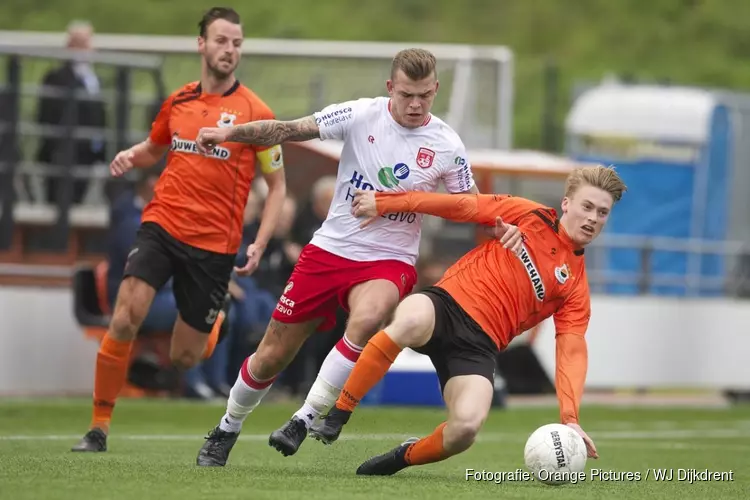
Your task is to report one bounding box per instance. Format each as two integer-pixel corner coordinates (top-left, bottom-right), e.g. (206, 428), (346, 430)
(143, 80), (277, 254)
(374, 191), (591, 423)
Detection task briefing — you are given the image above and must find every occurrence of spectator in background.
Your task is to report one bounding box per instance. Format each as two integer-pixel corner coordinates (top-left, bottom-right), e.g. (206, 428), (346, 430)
(223, 188), (281, 389)
(36, 20), (107, 205)
(291, 175), (336, 246)
(415, 258), (452, 291)
(251, 196), (301, 297)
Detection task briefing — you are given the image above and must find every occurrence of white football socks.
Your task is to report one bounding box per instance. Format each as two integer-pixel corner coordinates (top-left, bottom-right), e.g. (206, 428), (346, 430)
(293, 335), (363, 428)
(218, 354), (276, 433)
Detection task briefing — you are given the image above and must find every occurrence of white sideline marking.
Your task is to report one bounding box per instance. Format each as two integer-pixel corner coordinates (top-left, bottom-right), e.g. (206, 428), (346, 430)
(2, 429), (750, 442)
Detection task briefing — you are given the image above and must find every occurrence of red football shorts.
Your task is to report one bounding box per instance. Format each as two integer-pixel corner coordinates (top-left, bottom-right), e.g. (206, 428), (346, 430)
(271, 244), (417, 331)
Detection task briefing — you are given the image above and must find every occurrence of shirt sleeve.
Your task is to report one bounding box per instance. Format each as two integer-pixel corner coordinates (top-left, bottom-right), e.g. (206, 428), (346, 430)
(374, 192), (546, 226)
(313, 98), (369, 141)
(148, 96), (173, 146)
(552, 273), (591, 424)
(553, 271), (591, 336)
(442, 142), (476, 193)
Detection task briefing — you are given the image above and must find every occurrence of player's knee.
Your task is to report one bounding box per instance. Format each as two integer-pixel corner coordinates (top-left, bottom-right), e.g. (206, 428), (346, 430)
(109, 303), (141, 342)
(170, 348), (201, 370)
(444, 418), (482, 453)
(250, 342), (286, 380)
(386, 301), (433, 347)
(346, 310), (388, 345)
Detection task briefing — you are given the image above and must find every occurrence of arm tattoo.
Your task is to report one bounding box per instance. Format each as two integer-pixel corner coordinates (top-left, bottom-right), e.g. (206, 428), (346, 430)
(227, 115), (320, 146)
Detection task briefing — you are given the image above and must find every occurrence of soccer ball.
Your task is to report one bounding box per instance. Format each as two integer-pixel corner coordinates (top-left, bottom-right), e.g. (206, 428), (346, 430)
(523, 423), (587, 485)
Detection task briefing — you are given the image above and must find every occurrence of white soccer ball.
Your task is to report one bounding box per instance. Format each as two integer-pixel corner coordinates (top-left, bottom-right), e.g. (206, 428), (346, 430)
(523, 423), (587, 485)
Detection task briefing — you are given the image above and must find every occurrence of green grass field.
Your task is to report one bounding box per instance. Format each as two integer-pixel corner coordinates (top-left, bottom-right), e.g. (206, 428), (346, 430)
(1, 398), (748, 499)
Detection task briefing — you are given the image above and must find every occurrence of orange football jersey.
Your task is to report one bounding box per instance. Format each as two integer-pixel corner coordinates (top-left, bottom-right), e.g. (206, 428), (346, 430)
(374, 191), (592, 423)
(143, 80), (275, 254)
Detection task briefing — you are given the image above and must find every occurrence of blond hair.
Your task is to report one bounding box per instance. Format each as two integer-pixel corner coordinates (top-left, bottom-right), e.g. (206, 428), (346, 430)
(565, 165), (627, 203)
(391, 48), (437, 81)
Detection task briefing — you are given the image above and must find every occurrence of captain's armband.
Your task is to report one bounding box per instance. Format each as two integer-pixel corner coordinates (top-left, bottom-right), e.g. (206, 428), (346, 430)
(256, 145), (284, 174)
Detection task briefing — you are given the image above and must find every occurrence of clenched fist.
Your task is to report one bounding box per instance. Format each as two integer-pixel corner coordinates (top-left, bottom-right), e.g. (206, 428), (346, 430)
(196, 127), (231, 155)
(110, 150), (135, 177)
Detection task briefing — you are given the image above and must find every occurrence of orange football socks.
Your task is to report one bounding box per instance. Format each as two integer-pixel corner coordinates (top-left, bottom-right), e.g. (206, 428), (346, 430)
(404, 422), (449, 465)
(90, 334), (134, 433)
(335, 330), (402, 412)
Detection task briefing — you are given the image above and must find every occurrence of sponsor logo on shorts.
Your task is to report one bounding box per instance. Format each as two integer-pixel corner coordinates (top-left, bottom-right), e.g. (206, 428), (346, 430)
(205, 308), (219, 325)
(284, 281), (294, 294)
(517, 244), (545, 301)
(276, 293), (295, 316)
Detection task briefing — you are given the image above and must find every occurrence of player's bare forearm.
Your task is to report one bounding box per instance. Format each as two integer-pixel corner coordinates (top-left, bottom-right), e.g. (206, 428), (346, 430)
(227, 116), (320, 146)
(374, 191), (497, 225)
(130, 139), (167, 168)
(554, 333), (588, 424)
(254, 170), (286, 249)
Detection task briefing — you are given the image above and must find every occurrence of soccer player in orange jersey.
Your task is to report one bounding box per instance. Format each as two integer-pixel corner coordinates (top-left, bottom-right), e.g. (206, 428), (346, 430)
(314, 165), (627, 475)
(71, 7), (287, 452)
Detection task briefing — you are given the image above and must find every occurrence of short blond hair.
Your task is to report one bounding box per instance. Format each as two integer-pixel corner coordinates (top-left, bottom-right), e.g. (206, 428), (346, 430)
(565, 165), (627, 203)
(391, 48), (437, 81)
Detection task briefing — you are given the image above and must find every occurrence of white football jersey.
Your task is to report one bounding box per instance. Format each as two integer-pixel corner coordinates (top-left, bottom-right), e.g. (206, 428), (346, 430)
(309, 96), (475, 266)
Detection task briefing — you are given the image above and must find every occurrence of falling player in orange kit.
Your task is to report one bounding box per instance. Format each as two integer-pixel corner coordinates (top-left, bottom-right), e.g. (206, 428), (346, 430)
(71, 7), (287, 452)
(312, 165), (627, 475)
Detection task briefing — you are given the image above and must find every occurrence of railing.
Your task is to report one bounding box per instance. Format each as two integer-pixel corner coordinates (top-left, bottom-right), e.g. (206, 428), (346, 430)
(0, 44), (165, 252)
(586, 234), (750, 298)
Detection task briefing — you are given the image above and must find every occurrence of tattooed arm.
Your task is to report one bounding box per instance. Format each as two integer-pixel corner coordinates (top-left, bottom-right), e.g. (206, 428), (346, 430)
(195, 116), (319, 153)
(227, 116), (320, 146)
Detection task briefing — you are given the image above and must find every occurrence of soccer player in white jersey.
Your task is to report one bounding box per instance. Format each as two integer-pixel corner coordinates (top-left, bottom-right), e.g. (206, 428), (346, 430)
(193, 48), (523, 466)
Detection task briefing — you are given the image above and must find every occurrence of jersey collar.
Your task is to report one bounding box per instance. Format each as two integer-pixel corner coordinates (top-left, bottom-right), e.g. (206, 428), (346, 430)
(534, 208), (584, 256)
(195, 79), (240, 97)
(559, 222), (585, 256)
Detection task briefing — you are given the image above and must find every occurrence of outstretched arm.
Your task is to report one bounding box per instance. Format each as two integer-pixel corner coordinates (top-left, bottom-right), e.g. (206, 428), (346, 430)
(374, 191), (498, 225)
(196, 116), (320, 153)
(355, 190), (542, 226)
(555, 332), (599, 459)
(227, 116), (320, 146)
(555, 333), (588, 425)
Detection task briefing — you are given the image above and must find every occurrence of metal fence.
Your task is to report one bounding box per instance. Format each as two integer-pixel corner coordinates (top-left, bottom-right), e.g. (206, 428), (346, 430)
(2, 44), (750, 298)
(0, 45), (165, 251)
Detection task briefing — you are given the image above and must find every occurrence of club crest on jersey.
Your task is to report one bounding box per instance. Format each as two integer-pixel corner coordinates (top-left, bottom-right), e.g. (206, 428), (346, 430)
(416, 147), (435, 168)
(554, 264), (571, 284)
(516, 244), (545, 301)
(217, 112), (236, 128)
